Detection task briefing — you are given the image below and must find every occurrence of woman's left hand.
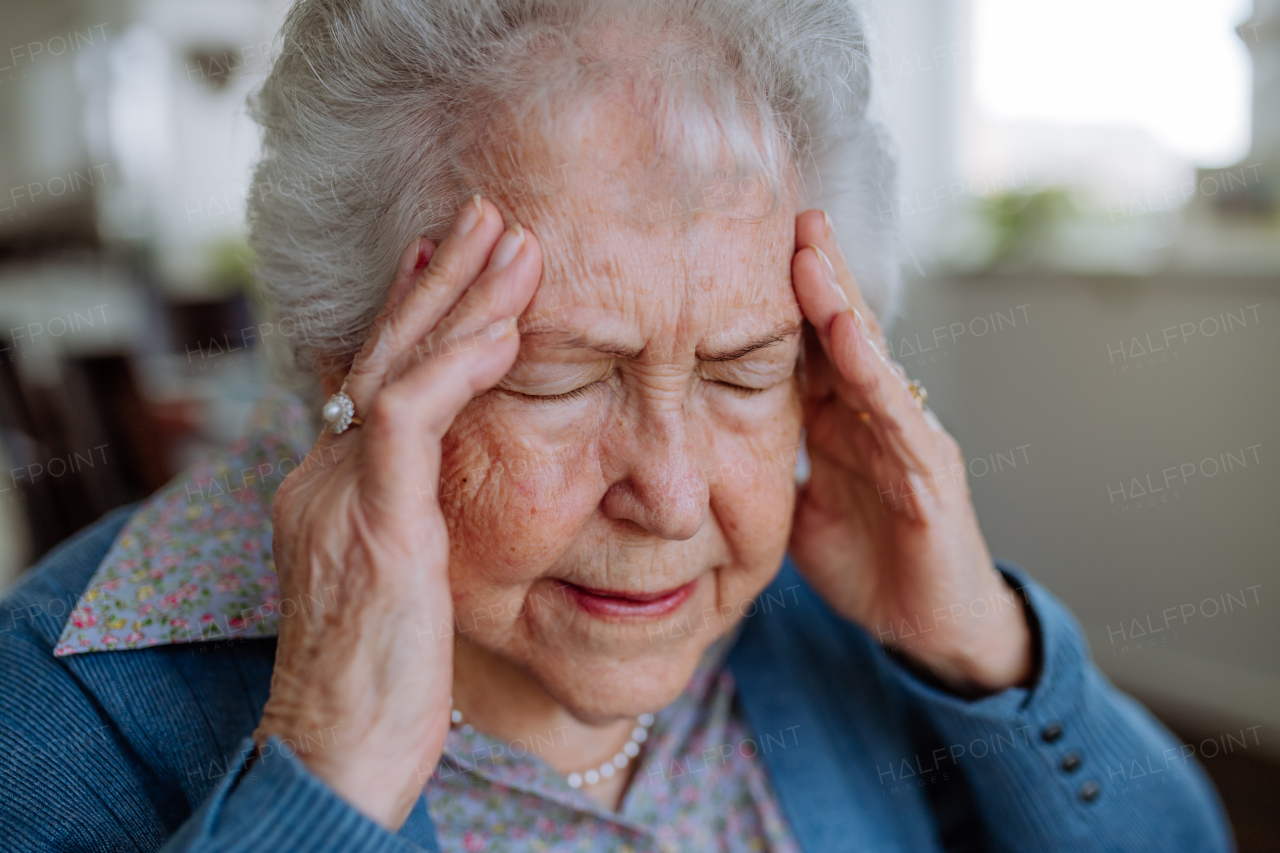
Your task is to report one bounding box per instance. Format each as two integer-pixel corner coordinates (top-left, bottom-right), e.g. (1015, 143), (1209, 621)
(787, 209), (1033, 696)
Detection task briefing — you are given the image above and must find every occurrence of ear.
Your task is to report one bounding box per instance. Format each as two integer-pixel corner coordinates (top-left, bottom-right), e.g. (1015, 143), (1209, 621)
(316, 238), (438, 397)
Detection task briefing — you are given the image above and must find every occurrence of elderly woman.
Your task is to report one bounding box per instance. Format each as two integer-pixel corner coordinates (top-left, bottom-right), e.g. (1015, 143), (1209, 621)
(0, 0), (1232, 851)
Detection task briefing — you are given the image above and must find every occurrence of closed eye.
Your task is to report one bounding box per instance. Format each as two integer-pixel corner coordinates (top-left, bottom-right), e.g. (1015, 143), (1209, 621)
(506, 383), (599, 403)
(713, 380), (768, 397)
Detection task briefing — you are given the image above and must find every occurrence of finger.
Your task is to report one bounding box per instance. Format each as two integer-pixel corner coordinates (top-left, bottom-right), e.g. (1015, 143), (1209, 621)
(794, 209), (889, 351)
(303, 239), (438, 459)
(792, 242), (852, 341)
(344, 195), (504, 410)
(791, 241), (904, 393)
(790, 233), (933, 472)
(825, 310), (934, 474)
(361, 317), (522, 515)
(390, 220), (541, 385)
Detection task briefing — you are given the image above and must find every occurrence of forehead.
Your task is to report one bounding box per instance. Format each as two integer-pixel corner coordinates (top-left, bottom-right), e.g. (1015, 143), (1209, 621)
(527, 196), (798, 353)
(540, 196), (792, 301)
(472, 97), (800, 343)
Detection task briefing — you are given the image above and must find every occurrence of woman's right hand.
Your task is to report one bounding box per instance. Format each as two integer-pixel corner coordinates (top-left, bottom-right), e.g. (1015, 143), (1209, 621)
(253, 196), (541, 829)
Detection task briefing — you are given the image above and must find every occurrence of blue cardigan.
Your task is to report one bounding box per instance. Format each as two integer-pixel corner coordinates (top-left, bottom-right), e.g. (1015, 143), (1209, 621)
(0, 505), (1233, 852)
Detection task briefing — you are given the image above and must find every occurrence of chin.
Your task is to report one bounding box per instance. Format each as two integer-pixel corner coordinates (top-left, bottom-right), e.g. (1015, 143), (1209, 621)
(452, 563), (777, 722)
(524, 633), (716, 724)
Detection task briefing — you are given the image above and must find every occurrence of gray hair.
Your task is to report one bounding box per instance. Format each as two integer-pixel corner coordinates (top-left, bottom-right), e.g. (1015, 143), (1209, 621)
(247, 0), (899, 384)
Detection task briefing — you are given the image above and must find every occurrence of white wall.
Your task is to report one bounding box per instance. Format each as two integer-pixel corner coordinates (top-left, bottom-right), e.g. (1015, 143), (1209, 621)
(896, 270), (1279, 750)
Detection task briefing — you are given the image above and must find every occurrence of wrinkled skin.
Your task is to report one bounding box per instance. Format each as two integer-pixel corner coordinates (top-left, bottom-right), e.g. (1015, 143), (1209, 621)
(256, 99), (1030, 827)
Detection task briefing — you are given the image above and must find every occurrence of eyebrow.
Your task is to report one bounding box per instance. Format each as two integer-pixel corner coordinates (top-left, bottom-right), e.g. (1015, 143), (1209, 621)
(699, 320), (802, 361)
(520, 320), (802, 362)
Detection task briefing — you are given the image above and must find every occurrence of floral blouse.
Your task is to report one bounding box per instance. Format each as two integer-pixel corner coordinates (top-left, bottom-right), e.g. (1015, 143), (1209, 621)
(56, 389), (802, 852)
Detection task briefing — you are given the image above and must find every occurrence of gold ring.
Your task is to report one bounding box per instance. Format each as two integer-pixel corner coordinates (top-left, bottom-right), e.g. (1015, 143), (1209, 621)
(908, 379), (927, 409)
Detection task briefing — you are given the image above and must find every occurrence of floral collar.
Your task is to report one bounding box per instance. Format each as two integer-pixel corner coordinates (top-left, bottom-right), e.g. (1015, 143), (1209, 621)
(55, 388), (316, 656)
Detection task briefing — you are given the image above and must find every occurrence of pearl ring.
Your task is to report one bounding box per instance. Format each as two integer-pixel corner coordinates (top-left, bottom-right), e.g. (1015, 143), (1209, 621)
(321, 392), (362, 434)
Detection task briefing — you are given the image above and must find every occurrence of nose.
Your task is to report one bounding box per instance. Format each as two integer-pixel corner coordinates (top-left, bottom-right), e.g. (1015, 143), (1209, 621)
(600, 407), (709, 541)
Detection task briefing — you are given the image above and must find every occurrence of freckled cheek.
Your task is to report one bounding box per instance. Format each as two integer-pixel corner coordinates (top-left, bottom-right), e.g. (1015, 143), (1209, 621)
(436, 404), (606, 588)
(707, 395), (803, 560)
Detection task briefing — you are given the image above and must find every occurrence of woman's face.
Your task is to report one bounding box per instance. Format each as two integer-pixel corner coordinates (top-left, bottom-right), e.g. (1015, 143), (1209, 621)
(437, 128), (805, 721)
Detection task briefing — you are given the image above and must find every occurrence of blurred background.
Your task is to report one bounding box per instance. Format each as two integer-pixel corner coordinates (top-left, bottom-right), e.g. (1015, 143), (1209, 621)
(0, 0), (1276, 846)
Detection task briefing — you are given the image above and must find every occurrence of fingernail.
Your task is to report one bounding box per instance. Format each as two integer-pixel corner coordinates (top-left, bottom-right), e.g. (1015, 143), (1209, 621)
(396, 238), (422, 277)
(489, 222), (525, 270)
(851, 307), (864, 327)
(822, 210), (833, 237)
(455, 195), (484, 237)
(810, 245), (848, 309)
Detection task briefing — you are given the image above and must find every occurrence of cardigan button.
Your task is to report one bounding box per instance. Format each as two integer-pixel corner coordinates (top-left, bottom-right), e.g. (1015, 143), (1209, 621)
(1060, 751), (1082, 773)
(1079, 780), (1101, 802)
(1040, 722), (1064, 743)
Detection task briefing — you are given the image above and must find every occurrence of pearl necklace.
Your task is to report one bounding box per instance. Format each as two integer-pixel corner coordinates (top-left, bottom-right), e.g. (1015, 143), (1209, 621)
(449, 700), (655, 789)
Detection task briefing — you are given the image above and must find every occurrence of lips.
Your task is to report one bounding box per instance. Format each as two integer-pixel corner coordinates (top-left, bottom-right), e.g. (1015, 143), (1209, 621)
(562, 579), (698, 619)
